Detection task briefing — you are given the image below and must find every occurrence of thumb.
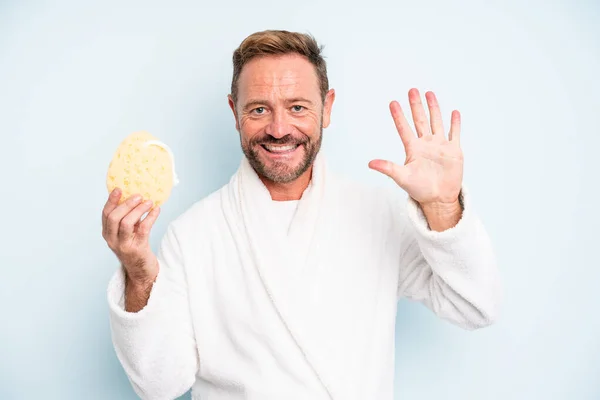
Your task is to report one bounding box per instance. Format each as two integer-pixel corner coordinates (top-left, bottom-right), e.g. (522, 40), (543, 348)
(368, 159), (409, 189)
(136, 206), (161, 241)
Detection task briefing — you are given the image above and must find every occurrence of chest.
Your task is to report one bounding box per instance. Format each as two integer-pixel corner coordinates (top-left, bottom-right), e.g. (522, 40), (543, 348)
(180, 207), (401, 398)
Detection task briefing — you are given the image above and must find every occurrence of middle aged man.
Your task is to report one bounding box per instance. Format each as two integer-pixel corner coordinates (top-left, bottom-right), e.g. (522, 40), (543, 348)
(103, 30), (502, 400)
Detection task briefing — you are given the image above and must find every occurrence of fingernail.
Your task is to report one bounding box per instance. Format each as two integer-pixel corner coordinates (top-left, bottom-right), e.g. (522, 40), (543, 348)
(129, 195), (142, 203)
(112, 188), (121, 196)
(144, 200), (153, 207)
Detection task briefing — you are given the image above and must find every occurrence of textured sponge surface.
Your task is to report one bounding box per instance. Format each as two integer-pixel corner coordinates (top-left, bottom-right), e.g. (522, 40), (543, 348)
(106, 131), (175, 207)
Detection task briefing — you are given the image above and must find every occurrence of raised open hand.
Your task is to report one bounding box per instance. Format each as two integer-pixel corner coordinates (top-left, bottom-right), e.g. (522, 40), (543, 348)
(369, 88), (463, 207)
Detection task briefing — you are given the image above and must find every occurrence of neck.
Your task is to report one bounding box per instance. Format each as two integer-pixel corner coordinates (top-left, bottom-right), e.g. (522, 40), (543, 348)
(259, 166), (313, 201)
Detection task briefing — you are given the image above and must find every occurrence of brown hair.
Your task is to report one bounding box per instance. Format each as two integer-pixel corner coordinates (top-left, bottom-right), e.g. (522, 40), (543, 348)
(230, 30), (329, 106)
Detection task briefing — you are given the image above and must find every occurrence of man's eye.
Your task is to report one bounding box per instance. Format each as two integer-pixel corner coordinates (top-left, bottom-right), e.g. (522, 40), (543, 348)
(253, 107), (266, 114)
(292, 105), (304, 112)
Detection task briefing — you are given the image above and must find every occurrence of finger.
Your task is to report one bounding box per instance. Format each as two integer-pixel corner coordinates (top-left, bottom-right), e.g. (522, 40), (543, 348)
(389, 101), (414, 148)
(137, 206), (161, 240)
(448, 110), (461, 144)
(102, 188), (122, 237)
(425, 91), (445, 136)
(119, 200), (154, 241)
(368, 159), (409, 189)
(105, 194), (143, 242)
(408, 88), (431, 137)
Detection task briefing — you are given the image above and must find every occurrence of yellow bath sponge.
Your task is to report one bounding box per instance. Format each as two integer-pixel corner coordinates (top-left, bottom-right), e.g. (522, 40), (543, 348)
(106, 131), (179, 207)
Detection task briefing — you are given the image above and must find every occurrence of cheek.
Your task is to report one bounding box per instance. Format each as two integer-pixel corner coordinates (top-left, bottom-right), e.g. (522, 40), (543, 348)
(240, 118), (267, 142)
(295, 114), (321, 136)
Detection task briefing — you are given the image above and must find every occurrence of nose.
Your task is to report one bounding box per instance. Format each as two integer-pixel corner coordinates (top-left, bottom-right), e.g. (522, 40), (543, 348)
(264, 110), (291, 139)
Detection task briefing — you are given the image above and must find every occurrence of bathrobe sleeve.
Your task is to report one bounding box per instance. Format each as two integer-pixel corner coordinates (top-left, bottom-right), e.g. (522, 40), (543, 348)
(106, 223), (198, 399)
(395, 187), (502, 330)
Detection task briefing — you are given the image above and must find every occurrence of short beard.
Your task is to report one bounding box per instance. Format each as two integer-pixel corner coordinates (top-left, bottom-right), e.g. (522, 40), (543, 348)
(241, 122), (323, 184)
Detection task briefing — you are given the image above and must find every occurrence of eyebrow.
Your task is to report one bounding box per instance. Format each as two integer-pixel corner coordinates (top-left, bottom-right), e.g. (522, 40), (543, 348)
(286, 97), (314, 105)
(242, 97), (315, 111)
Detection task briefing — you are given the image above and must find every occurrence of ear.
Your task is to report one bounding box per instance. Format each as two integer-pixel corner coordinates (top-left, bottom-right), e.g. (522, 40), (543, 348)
(322, 89), (336, 129)
(228, 95), (240, 131)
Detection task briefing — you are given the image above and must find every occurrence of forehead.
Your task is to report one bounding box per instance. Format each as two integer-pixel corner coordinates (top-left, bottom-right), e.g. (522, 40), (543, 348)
(237, 54), (320, 101)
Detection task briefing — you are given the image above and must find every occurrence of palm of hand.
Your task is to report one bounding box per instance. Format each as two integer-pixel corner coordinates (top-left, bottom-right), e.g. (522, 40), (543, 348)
(401, 133), (463, 204)
(369, 89), (464, 206)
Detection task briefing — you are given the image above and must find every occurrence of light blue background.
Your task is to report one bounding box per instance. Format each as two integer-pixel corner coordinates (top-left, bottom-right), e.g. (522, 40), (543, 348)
(1, 0), (598, 399)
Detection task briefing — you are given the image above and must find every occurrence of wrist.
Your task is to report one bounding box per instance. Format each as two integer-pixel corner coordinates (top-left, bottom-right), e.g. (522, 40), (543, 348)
(420, 198), (462, 215)
(419, 198), (463, 232)
(125, 275), (155, 292)
(123, 258), (158, 290)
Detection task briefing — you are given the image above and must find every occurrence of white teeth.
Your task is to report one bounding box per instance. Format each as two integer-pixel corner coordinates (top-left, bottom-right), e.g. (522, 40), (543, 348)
(264, 144), (298, 152)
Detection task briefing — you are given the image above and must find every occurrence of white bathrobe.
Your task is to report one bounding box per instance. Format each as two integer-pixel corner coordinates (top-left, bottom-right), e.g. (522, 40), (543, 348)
(107, 152), (501, 400)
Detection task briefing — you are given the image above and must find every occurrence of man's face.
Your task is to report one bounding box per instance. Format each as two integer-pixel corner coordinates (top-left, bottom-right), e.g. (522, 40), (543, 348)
(229, 54), (335, 183)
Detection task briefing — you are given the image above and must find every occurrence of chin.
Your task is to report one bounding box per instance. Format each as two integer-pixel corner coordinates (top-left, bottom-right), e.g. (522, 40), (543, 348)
(243, 140), (319, 184)
(260, 160), (306, 183)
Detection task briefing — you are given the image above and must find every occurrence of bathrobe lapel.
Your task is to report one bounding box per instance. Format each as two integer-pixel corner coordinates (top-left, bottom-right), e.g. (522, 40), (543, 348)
(226, 152), (335, 398)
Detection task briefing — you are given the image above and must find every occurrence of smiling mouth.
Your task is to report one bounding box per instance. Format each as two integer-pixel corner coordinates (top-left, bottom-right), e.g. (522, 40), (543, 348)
(261, 144), (301, 153)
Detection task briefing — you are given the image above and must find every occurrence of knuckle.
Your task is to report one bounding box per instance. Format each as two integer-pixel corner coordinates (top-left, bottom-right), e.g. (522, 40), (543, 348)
(105, 240), (116, 252)
(127, 195), (142, 206)
(120, 220), (133, 230)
